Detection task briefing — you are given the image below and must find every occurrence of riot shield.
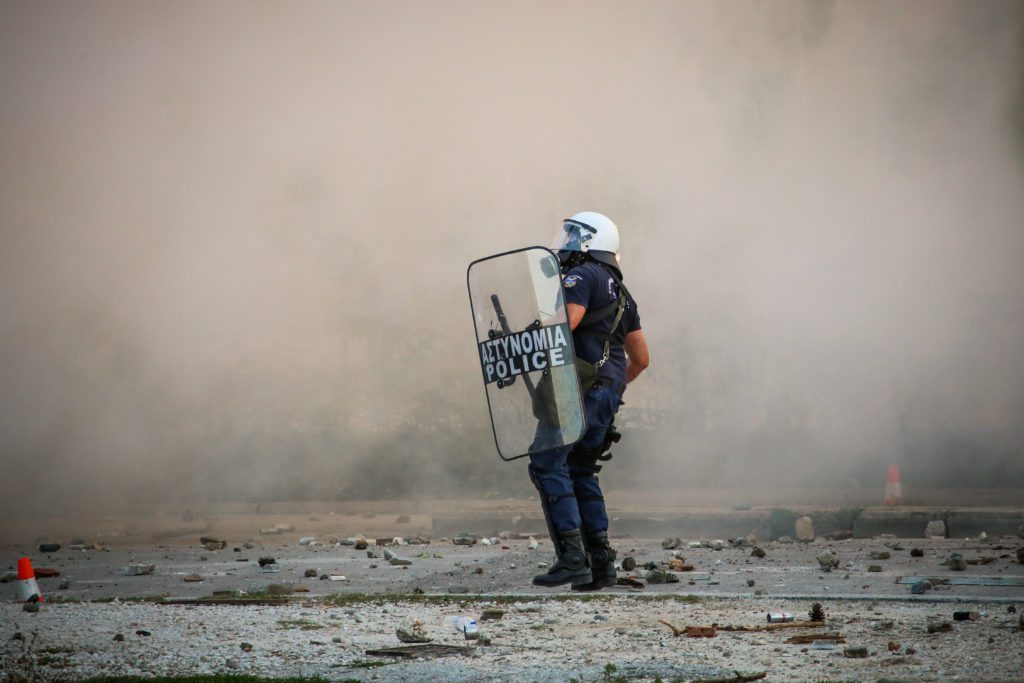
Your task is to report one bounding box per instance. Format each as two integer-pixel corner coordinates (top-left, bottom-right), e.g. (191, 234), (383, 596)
(467, 246), (586, 461)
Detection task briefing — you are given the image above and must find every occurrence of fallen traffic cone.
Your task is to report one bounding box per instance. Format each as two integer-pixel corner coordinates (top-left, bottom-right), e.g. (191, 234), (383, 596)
(883, 465), (902, 506)
(16, 557), (43, 603)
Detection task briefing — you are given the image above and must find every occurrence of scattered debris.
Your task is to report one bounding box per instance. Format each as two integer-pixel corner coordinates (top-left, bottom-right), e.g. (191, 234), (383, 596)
(136, 630), (151, 637)
(910, 580), (932, 595)
(240, 642), (253, 652)
(616, 576), (644, 589)
(480, 609), (505, 621)
(662, 537), (682, 549)
(113, 634), (124, 642)
(528, 537), (539, 550)
(843, 645), (869, 658)
(888, 640), (901, 651)
(298, 536), (315, 545)
(870, 551), (891, 560)
(925, 520), (947, 538)
(868, 565), (883, 572)
(304, 568), (318, 578)
(953, 611), (981, 621)
(38, 543), (61, 553)
(183, 574), (203, 582)
(910, 548), (924, 557)
(825, 530), (854, 541)
(927, 622), (953, 634)
(34, 567), (60, 578)
(750, 547), (766, 559)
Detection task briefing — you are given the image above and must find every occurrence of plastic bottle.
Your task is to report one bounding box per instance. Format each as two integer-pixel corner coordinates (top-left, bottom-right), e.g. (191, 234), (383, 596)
(452, 616), (479, 639)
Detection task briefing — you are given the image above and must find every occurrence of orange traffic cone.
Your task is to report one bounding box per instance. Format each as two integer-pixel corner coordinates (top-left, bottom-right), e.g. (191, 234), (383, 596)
(883, 465), (902, 506)
(16, 557), (43, 603)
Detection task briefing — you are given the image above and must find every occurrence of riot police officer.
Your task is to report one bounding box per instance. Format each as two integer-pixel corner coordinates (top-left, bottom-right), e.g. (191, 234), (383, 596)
(529, 211), (650, 589)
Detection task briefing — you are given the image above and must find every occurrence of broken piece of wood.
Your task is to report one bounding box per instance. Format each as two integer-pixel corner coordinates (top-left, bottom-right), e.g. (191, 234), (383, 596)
(692, 672), (767, 683)
(785, 632), (845, 644)
(719, 620), (826, 632)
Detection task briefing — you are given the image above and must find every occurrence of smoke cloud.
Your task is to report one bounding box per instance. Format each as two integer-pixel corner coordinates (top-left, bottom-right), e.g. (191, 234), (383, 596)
(1, 1), (1022, 518)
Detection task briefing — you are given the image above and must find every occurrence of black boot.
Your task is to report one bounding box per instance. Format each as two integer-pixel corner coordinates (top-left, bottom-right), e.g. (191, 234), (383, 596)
(572, 532), (617, 591)
(532, 529), (592, 587)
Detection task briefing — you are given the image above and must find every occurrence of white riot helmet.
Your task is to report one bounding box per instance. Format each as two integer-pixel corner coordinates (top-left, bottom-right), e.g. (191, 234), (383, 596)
(550, 211), (620, 269)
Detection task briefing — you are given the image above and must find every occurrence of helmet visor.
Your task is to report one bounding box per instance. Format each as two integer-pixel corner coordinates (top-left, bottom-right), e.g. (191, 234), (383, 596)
(550, 219), (595, 253)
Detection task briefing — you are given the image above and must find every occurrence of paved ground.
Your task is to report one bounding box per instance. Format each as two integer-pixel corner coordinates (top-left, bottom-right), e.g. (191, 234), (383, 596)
(2, 503), (1023, 681)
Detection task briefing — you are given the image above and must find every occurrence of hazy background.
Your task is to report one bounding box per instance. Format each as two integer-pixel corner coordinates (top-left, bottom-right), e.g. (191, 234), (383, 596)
(1, 0), (1022, 515)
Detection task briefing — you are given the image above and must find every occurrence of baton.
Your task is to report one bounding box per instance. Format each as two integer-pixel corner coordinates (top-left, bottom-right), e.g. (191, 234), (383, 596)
(489, 294), (538, 399)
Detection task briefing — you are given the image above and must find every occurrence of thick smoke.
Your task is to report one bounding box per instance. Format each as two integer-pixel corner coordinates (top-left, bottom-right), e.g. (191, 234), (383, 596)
(1, 1), (1022, 518)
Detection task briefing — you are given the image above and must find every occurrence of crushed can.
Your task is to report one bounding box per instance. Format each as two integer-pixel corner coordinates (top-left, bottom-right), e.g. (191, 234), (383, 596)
(767, 612), (795, 623)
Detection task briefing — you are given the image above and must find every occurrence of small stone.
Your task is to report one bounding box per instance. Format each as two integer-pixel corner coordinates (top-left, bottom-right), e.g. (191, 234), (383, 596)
(22, 603), (39, 613)
(910, 548), (924, 557)
(750, 547), (766, 559)
(453, 533), (476, 546)
(354, 539), (369, 550)
(396, 619), (432, 643)
(123, 563), (156, 576)
(843, 646), (868, 658)
(367, 551), (377, 559)
(817, 550), (840, 571)
(869, 551), (891, 560)
(59, 580), (70, 590)
(621, 556), (637, 571)
(945, 553), (967, 571)
(795, 516), (815, 542)
(868, 565), (883, 572)
(747, 579), (756, 587)
(925, 520), (946, 538)
(304, 568), (318, 578)
(257, 557), (277, 567)
(332, 636), (342, 643)
(113, 633), (125, 642)
(906, 646), (916, 655)
(299, 536), (315, 545)
(225, 657), (239, 669)
(645, 568), (669, 584)
(183, 574), (203, 582)
(136, 630), (151, 637)
(662, 537), (682, 549)
(527, 537), (539, 550)
(447, 585), (469, 594)
(927, 621), (952, 633)
(777, 536), (793, 543)
(38, 543), (61, 553)
(201, 537), (227, 550)
(480, 609), (505, 621)
(12, 632), (24, 641)
(240, 642), (253, 652)
(384, 548), (412, 566)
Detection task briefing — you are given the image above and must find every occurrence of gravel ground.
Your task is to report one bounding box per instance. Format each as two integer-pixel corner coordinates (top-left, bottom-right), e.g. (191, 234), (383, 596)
(2, 594), (1022, 682)
(3, 517), (1023, 682)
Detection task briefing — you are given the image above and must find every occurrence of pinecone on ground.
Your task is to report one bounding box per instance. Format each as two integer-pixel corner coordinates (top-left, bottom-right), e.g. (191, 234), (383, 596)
(809, 602), (825, 622)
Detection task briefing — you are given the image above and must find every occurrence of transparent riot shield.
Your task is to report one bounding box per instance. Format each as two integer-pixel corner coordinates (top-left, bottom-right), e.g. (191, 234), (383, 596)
(467, 246), (586, 461)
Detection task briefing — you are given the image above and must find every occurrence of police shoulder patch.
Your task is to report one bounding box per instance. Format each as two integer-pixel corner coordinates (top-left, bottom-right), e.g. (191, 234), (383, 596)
(563, 274), (582, 288)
